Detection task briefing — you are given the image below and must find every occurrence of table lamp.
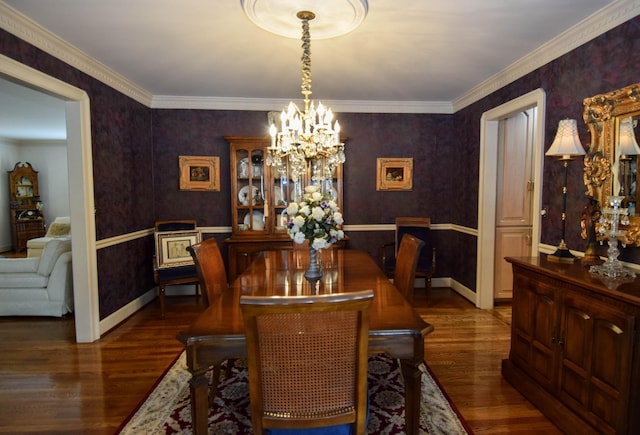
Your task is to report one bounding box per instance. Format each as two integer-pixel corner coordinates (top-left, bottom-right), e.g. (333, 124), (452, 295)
(545, 118), (586, 263)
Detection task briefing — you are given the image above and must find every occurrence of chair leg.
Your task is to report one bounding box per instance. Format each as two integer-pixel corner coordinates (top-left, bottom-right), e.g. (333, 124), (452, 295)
(159, 285), (166, 319)
(209, 363), (221, 406)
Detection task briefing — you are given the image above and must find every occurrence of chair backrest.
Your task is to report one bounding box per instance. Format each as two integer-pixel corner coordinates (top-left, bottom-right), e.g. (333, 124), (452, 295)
(153, 219), (201, 271)
(393, 234), (425, 303)
(187, 238), (228, 306)
(396, 217), (434, 274)
(155, 219), (196, 232)
(240, 290), (374, 434)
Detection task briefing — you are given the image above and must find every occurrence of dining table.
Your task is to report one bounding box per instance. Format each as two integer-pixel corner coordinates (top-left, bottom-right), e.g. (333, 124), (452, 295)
(177, 248), (434, 435)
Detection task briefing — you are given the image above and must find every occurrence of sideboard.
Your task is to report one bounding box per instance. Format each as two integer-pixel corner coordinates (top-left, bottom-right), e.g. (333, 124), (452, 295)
(503, 256), (640, 435)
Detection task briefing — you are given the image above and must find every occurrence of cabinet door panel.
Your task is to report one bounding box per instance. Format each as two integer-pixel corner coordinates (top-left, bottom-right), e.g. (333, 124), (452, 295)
(530, 287), (557, 390)
(510, 275), (534, 367)
(510, 272), (558, 390)
(560, 291), (634, 433)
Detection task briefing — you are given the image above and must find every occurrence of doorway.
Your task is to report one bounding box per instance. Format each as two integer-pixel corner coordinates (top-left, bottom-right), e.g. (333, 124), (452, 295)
(476, 89), (546, 309)
(0, 54), (100, 342)
(493, 108), (535, 301)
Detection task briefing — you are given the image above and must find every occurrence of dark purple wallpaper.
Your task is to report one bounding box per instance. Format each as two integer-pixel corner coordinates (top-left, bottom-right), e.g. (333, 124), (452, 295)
(455, 16), (640, 271)
(2, 14), (640, 317)
(1, 29), (156, 317)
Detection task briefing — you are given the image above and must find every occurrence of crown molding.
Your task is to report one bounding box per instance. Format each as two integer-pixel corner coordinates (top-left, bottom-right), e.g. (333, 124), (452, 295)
(452, 0), (640, 112)
(1, 0), (637, 114)
(0, 1), (153, 106)
(151, 95), (454, 114)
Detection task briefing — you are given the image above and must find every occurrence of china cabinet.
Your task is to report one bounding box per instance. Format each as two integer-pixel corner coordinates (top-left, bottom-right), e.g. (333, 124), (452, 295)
(8, 162), (45, 252)
(503, 256), (640, 434)
(224, 136), (344, 281)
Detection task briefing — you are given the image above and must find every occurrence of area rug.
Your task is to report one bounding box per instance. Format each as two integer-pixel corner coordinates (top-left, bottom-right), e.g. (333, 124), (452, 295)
(118, 352), (472, 434)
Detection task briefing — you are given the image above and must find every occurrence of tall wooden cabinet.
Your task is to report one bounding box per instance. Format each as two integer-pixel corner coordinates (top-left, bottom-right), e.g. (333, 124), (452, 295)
(503, 256), (640, 434)
(8, 162), (45, 252)
(224, 136), (344, 282)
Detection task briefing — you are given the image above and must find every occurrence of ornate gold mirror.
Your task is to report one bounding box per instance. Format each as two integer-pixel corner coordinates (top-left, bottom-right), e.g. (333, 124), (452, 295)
(583, 83), (640, 247)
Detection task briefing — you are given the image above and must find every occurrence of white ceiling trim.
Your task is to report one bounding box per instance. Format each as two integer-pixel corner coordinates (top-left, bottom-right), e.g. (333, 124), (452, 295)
(151, 95), (454, 114)
(1, 1), (638, 114)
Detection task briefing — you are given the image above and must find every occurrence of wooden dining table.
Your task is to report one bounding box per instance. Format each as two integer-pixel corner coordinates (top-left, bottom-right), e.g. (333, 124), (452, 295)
(177, 248), (434, 435)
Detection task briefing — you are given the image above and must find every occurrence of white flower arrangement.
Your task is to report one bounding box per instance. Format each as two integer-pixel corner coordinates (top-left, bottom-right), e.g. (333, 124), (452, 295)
(285, 185), (345, 250)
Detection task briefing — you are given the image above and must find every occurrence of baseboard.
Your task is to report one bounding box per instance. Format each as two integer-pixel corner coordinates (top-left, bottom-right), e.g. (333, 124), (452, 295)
(99, 288), (156, 335)
(98, 285), (196, 335)
(164, 284), (199, 296)
(431, 277), (476, 305)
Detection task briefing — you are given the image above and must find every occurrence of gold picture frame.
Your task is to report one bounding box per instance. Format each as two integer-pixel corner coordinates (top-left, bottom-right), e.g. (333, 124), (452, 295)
(155, 230), (202, 269)
(376, 158), (413, 191)
(179, 155), (220, 191)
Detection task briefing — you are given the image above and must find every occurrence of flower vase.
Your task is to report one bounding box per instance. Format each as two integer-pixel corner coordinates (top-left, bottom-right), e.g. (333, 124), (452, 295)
(304, 247), (323, 281)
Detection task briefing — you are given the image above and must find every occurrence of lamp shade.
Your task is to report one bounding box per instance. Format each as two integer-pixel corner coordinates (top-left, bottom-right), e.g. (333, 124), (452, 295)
(546, 119), (586, 158)
(618, 117), (640, 156)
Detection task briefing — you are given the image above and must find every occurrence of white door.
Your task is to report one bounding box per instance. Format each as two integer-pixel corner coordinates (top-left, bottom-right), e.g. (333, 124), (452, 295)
(494, 109), (535, 301)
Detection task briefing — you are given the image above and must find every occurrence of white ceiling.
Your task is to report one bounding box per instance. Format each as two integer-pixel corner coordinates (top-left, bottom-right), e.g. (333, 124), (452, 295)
(0, 77), (67, 140)
(0, 0), (629, 140)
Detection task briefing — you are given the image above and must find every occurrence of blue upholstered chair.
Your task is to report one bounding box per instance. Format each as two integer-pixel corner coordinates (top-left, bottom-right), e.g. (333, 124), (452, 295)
(153, 219), (201, 319)
(380, 217), (435, 299)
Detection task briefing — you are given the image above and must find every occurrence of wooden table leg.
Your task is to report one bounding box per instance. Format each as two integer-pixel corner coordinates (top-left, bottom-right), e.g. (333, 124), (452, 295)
(189, 368), (209, 435)
(400, 358), (422, 435)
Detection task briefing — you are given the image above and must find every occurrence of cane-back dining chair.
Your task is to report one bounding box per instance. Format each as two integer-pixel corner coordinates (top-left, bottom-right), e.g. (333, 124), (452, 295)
(186, 237), (230, 401)
(153, 219), (201, 319)
(240, 290), (374, 435)
(381, 217), (435, 294)
(392, 234), (426, 303)
(186, 237), (229, 308)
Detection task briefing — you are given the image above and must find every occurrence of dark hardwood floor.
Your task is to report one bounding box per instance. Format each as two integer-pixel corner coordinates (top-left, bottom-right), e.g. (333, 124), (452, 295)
(0, 288), (560, 434)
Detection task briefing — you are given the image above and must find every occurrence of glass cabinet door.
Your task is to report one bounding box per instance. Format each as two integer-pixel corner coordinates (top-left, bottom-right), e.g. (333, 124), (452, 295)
(234, 147), (266, 233)
(273, 162), (292, 233)
(227, 136), (344, 238)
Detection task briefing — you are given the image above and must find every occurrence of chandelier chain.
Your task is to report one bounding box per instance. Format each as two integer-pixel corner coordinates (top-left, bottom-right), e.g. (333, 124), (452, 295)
(300, 16), (312, 107)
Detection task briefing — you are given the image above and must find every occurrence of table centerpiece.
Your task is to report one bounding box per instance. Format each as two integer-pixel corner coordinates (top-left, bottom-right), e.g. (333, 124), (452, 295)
(285, 185), (345, 280)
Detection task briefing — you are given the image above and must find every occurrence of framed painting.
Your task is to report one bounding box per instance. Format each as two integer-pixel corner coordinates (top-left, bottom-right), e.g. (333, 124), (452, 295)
(155, 230), (202, 269)
(376, 158), (413, 191)
(179, 155), (220, 191)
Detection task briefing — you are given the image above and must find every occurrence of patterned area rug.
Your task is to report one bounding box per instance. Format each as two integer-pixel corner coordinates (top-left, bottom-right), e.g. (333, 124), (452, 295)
(118, 352), (471, 434)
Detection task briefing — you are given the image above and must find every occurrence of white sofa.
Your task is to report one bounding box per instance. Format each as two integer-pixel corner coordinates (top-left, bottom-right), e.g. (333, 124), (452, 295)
(0, 238), (73, 317)
(27, 216), (71, 257)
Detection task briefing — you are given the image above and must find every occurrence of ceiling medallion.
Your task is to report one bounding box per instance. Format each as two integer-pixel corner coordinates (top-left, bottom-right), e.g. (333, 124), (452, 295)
(241, 0), (368, 39)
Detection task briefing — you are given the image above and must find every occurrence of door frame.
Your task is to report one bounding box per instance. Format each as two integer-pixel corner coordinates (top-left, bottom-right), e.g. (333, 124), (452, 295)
(0, 54), (100, 342)
(476, 89), (546, 309)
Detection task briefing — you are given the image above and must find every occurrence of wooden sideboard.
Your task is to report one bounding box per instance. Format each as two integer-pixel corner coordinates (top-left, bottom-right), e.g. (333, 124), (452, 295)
(503, 256), (640, 434)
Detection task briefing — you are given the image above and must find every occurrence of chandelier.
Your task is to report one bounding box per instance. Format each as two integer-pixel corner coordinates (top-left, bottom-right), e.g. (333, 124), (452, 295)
(266, 11), (345, 182)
